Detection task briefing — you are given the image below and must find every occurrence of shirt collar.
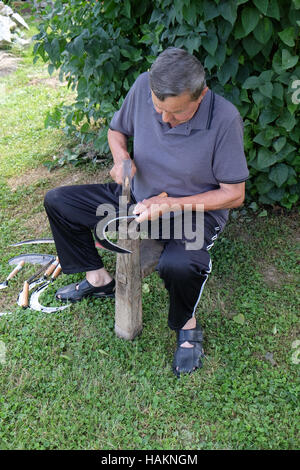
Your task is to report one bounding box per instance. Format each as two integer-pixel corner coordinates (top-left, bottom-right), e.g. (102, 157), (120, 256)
(147, 88), (212, 135)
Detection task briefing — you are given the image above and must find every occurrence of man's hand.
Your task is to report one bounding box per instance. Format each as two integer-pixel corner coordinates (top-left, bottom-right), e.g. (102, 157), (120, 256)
(133, 194), (170, 223)
(110, 159), (137, 185)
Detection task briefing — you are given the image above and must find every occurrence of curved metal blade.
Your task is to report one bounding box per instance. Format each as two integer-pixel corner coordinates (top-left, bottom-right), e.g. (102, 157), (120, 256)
(8, 253), (55, 266)
(10, 238), (55, 247)
(29, 281), (70, 313)
(97, 215), (138, 254)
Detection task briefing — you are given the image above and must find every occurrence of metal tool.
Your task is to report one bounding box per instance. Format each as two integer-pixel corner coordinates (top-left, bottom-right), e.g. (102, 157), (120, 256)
(8, 253), (55, 266)
(8, 254), (55, 307)
(94, 159), (168, 253)
(10, 238), (55, 247)
(29, 265), (70, 313)
(28, 257), (59, 291)
(0, 260), (25, 289)
(10, 238), (101, 249)
(18, 260), (61, 309)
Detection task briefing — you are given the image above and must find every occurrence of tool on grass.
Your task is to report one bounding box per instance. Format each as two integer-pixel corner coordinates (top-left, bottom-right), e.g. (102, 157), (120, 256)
(29, 264), (70, 313)
(94, 159), (168, 254)
(10, 238), (55, 247)
(11, 238), (103, 250)
(27, 257), (59, 291)
(7, 253), (55, 308)
(0, 260), (25, 290)
(18, 260), (61, 309)
(8, 253), (55, 266)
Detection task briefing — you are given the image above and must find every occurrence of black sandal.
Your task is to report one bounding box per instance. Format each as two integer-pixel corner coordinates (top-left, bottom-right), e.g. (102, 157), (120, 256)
(172, 323), (204, 378)
(56, 278), (115, 303)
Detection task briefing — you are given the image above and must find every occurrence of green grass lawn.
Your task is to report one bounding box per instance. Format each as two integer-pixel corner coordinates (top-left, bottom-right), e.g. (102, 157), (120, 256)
(0, 16), (299, 451)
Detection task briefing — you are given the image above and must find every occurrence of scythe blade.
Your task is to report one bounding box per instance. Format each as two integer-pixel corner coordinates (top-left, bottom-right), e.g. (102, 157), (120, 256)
(29, 281), (70, 313)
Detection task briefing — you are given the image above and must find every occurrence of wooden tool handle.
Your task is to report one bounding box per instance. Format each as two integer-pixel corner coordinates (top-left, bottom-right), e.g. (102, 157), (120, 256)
(51, 264), (62, 280)
(157, 192), (168, 198)
(20, 281), (29, 308)
(7, 260), (25, 281)
(44, 258), (59, 278)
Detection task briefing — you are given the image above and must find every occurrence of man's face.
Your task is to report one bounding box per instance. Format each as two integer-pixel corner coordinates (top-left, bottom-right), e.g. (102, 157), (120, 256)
(151, 89), (206, 128)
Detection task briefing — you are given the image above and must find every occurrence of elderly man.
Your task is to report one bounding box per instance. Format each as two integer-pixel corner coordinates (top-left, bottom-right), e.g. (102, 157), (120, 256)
(44, 48), (249, 377)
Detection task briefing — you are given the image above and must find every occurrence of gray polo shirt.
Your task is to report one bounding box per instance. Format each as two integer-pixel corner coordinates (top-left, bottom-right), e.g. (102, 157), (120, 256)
(109, 72), (249, 230)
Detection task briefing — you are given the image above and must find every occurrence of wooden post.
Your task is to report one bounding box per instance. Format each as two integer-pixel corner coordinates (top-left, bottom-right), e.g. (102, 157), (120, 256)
(114, 176), (143, 340)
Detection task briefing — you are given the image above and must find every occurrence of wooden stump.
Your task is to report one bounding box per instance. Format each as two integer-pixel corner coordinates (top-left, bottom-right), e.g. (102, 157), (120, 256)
(114, 179), (164, 340)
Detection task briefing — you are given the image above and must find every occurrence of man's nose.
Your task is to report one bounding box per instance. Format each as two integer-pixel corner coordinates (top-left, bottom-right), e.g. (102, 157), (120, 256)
(162, 111), (173, 122)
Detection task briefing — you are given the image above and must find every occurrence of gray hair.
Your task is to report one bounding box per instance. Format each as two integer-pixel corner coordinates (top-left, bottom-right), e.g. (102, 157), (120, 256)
(149, 48), (206, 101)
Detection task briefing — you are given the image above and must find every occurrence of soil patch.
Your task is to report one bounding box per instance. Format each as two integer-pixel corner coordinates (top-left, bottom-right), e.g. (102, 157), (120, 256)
(26, 77), (67, 89)
(261, 265), (295, 288)
(7, 165), (111, 191)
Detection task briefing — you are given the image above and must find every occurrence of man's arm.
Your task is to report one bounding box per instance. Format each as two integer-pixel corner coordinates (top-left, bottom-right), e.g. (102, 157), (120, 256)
(134, 182), (245, 222)
(170, 182), (245, 211)
(108, 129), (136, 184)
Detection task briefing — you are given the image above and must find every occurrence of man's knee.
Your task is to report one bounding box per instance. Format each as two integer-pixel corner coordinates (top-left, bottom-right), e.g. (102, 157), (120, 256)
(157, 249), (210, 281)
(44, 187), (62, 210)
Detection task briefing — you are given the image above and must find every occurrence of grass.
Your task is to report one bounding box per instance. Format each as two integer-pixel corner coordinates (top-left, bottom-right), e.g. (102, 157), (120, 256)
(0, 15), (299, 451)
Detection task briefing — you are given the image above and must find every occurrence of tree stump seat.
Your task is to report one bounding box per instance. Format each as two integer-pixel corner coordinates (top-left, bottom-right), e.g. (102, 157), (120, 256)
(114, 168), (164, 340)
(115, 238), (164, 340)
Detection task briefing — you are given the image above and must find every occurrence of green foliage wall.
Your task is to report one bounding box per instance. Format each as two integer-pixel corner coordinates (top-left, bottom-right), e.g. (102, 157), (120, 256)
(33, 0), (300, 208)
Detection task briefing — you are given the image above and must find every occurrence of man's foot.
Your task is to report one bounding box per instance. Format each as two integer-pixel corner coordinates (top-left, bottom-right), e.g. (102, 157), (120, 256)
(172, 321), (204, 378)
(56, 278), (115, 303)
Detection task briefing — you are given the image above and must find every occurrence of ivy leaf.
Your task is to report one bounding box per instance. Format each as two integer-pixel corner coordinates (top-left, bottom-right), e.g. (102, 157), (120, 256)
(273, 137), (287, 153)
(281, 49), (298, 70)
(255, 173), (274, 194)
(217, 56), (239, 84)
(253, 0), (269, 15)
(272, 82), (283, 101)
(242, 36), (263, 58)
(123, 0), (131, 19)
(259, 82), (273, 99)
(203, 0), (219, 21)
(269, 163), (290, 187)
(214, 43), (226, 66)
(218, 1), (237, 26)
(233, 19), (245, 39)
(267, 187), (285, 201)
(267, 0), (281, 20)
(48, 63), (55, 76)
(259, 106), (279, 127)
(71, 36), (84, 56)
(243, 75), (261, 89)
(77, 77), (87, 95)
(241, 6), (260, 35)
(257, 148), (277, 169)
(278, 27), (296, 46)
(202, 34), (218, 56)
(276, 109), (296, 131)
(204, 54), (216, 71)
(254, 18), (274, 44)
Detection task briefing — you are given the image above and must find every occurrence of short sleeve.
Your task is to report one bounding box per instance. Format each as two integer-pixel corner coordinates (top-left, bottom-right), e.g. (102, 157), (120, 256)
(213, 114), (249, 184)
(109, 83), (136, 137)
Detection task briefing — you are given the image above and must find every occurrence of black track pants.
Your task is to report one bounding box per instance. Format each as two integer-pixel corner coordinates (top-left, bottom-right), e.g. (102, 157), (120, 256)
(44, 183), (221, 330)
